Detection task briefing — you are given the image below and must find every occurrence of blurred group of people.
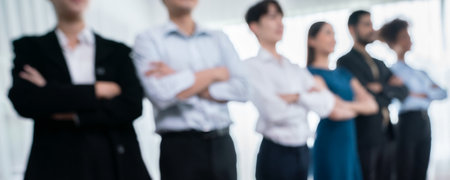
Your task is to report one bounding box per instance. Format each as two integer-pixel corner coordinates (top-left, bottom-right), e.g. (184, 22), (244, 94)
(8, 0), (447, 180)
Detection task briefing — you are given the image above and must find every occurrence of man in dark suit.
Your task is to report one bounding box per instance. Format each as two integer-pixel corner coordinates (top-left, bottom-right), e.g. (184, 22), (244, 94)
(8, 0), (151, 179)
(337, 10), (409, 180)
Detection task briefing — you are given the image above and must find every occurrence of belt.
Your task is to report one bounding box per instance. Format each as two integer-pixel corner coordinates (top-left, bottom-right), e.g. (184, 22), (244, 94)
(400, 110), (428, 116)
(160, 127), (230, 139)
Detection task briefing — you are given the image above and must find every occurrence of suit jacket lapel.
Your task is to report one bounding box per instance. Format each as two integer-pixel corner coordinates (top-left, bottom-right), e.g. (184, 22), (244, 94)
(38, 30), (72, 82)
(37, 31), (113, 82)
(94, 34), (112, 78)
(351, 48), (379, 81)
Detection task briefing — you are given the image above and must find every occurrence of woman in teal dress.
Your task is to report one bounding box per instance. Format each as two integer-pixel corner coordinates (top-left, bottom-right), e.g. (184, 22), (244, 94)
(306, 22), (379, 180)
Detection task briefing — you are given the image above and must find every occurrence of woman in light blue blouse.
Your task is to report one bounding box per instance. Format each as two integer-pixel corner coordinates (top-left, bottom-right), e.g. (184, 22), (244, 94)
(379, 19), (447, 180)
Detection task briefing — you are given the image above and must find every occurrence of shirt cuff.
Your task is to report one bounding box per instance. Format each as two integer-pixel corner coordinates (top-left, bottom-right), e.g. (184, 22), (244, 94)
(172, 70), (196, 95)
(299, 90), (335, 118)
(150, 69), (196, 100)
(209, 82), (231, 101)
(320, 91), (336, 118)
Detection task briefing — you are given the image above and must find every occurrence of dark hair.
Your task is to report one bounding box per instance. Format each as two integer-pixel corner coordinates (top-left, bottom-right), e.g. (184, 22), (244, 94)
(379, 18), (409, 46)
(348, 10), (370, 27)
(307, 21), (327, 66)
(245, 0), (283, 25)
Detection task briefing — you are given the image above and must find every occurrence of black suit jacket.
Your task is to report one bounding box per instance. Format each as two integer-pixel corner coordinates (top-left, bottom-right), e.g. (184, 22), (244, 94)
(8, 31), (151, 180)
(337, 48), (408, 148)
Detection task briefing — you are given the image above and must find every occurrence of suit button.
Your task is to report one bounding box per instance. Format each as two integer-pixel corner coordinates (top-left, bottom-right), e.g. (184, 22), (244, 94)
(96, 67), (106, 75)
(117, 145), (125, 154)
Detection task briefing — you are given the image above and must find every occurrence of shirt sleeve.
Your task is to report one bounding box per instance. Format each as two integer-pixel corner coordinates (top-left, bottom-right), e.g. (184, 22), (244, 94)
(381, 63), (409, 102)
(208, 32), (250, 102)
(246, 63), (300, 124)
(423, 71), (447, 100)
(132, 32), (195, 110)
(295, 69), (335, 118)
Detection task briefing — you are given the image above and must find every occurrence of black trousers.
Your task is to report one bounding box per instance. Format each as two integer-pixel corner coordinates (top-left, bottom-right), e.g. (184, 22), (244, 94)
(358, 132), (396, 180)
(379, 135), (396, 180)
(397, 110), (431, 180)
(358, 145), (382, 180)
(256, 138), (309, 180)
(159, 128), (237, 180)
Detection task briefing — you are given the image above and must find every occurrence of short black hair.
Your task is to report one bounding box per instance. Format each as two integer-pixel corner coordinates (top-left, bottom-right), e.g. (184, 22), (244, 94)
(245, 0), (283, 25)
(379, 18), (409, 45)
(348, 10), (370, 27)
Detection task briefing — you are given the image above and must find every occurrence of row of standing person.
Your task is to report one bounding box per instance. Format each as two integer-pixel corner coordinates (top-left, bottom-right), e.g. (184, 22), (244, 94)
(7, 0), (447, 180)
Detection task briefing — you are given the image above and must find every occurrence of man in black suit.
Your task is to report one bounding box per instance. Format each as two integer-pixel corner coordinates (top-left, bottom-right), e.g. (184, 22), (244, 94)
(8, 0), (151, 179)
(337, 10), (408, 180)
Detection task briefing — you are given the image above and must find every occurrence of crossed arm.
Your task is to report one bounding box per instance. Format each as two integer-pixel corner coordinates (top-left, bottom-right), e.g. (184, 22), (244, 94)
(132, 32), (249, 110)
(15, 64), (122, 121)
(313, 76), (379, 121)
(9, 41), (143, 126)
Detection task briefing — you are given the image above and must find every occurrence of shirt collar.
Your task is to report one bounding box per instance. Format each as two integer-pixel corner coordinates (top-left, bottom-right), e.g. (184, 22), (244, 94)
(352, 46), (368, 57)
(394, 60), (409, 68)
(163, 20), (209, 37)
(55, 26), (95, 49)
(257, 48), (288, 64)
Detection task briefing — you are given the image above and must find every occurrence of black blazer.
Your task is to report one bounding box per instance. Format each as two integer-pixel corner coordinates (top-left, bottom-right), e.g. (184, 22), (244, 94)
(337, 48), (408, 148)
(8, 31), (151, 180)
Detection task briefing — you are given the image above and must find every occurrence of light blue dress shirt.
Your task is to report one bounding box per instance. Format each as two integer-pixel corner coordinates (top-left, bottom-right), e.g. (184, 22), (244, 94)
(132, 21), (249, 133)
(391, 61), (447, 112)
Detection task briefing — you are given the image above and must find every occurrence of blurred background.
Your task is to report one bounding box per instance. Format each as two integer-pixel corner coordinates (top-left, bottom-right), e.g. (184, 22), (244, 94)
(1, 0), (449, 179)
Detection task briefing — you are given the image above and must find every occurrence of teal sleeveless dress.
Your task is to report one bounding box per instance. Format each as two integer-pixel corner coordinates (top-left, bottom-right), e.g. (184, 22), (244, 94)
(308, 67), (362, 180)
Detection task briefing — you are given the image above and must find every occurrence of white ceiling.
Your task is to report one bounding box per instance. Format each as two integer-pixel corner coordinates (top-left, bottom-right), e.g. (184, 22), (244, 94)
(1, 0), (413, 52)
(145, 0), (410, 25)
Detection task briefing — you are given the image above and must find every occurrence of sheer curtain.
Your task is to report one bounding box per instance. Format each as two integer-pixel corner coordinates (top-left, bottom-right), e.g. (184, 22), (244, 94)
(1, 0), (448, 180)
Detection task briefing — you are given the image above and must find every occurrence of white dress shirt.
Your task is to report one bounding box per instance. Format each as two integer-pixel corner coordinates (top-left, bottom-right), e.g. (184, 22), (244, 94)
(55, 27), (96, 85)
(132, 21), (249, 133)
(245, 49), (335, 147)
